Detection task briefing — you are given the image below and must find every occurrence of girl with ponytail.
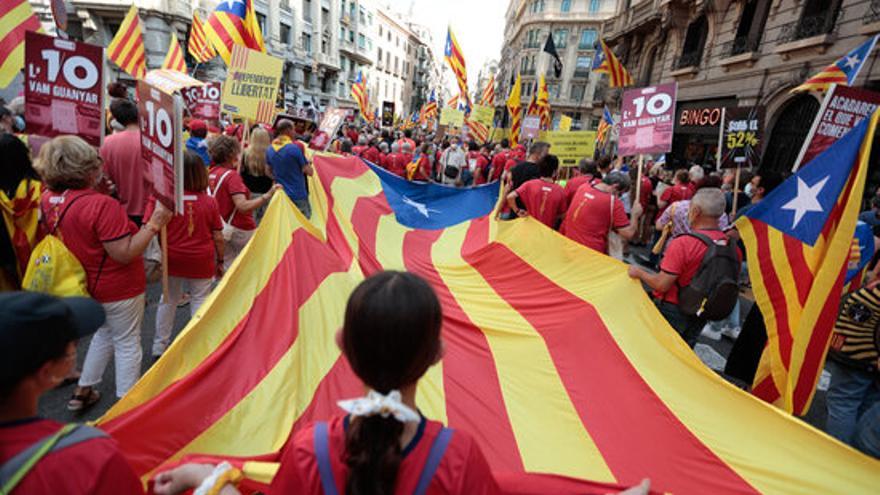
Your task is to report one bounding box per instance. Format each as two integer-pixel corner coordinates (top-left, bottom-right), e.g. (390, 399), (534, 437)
(154, 271), (500, 495)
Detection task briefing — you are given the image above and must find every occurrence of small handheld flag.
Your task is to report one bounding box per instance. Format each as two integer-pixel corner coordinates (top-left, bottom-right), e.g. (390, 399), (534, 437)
(162, 32), (187, 73)
(791, 35), (879, 93)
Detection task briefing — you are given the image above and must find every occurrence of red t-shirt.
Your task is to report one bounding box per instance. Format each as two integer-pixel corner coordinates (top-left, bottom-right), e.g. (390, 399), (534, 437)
(100, 128), (148, 218)
(362, 146), (382, 164)
(659, 184), (693, 216)
(414, 156), (432, 181)
(0, 418), (142, 494)
(384, 153), (407, 176)
(656, 229), (741, 304)
(639, 176), (653, 208)
(562, 184), (629, 254)
(473, 154), (491, 184)
(489, 151), (507, 182)
(208, 166), (256, 231)
(516, 179), (566, 229)
(269, 416), (500, 495)
(352, 145), (368, 156)
(687, 181), (698, 197)
(563, 174), (593, 208)
(41, 189), (145, 302)
(143, 192), (222, 279)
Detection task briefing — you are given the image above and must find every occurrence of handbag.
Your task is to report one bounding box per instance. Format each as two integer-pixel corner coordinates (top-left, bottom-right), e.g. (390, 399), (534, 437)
(208, 170), (238, 242)
(607, 195), (624, 260)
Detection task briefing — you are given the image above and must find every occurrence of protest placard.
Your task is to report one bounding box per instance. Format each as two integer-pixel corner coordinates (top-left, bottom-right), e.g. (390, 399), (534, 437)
(619, 82), (677, 156)
(221, 45), (283, 124)
(137, 81), (183, 213)
(538, 130), (597, 166)
(471, 105), (494, 127)
(310, 107), (348, 150)
(182, 82), (221, 121)
(440, 108), (464, 128)
(720, 107), (764, 169)
(24, 32), (104, 147)
(381, 101), (395, 127)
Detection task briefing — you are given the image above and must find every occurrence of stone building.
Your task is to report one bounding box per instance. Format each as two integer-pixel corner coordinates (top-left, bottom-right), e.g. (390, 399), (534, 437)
(497, 0), (617, 130)
(601, 0), (880, 173)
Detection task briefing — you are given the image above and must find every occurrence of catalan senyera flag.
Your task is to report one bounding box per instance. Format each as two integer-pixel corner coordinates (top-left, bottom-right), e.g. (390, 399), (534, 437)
(507, 73), (522, 147)
(536, 75), (551, 131)
(480, 73), (495, 106)
(467, 118), (489, 144)
(737, 109), (880, 415)
(444, 27), (471, 111)
(592, 38), (633, 88)
(446, 92), (459, 109)
(0, 177), (40, 279)
(0, 0), (43, 88)
(206, 0), (265, 65)
(351, 71), (371, 122)
(597, 106), (614, 145)
(106, 5), (146, 80)
(161, 32), (187, 73)
(97, 151), (880, 495)
(791, 35), (879, 93)
(188, 12), (216, 63)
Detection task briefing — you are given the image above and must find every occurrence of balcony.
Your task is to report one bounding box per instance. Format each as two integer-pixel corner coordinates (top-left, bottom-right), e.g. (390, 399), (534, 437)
(777, 12), (841, 44)
(718, 36), (761, 67)
(602, 0), (662, 41)
(862, 0), (880, 34)
(573, 69), (590, 78)
(522, 68), (536, 76)
(670, 51), (701, 76)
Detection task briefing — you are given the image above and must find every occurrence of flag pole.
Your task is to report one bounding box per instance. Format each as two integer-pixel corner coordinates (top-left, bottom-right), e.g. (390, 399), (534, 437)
(160, 226), (170, 302)
(635, 154), (644, 205)
(716, 107), (725, 171)
(731, 165), (742, 217)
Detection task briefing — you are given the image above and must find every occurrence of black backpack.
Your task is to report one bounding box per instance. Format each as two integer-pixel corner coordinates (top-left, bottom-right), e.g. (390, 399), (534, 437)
(677, 232), (740, 321)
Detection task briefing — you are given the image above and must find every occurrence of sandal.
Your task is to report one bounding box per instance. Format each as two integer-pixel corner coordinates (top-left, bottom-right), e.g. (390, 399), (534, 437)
(67, 386), (100, 412)
(55, 369), (80, 389)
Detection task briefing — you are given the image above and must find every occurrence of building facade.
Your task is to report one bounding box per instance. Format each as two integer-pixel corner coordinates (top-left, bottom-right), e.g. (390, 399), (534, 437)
(498, 0), (617, 130)
(601, 0), (880, 173)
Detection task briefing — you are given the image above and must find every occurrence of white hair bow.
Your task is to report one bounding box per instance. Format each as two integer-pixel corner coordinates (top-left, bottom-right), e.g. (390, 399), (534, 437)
(337, 390), (420, 423)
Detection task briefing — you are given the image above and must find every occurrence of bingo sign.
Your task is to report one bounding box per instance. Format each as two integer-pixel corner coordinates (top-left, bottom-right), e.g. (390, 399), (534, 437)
(619, 82), (677, 156)
(720, 107), (764, 168)
(181, 82), (221, 121)
(24, 31), (104, 147)
(137, 81), (184, 213)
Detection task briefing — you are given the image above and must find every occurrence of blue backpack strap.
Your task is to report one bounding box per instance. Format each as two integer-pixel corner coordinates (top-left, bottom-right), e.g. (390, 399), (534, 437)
(412, 427), (455, 495)
(313, 422), (339, 495)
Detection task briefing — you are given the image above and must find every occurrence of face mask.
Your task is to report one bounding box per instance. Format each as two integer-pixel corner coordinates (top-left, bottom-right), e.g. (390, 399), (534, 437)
(12, 115), (25, 132)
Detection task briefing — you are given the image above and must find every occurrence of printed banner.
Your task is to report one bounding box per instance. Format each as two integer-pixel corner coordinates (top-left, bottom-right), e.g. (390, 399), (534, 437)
(440, 108), (464, 128)
(720, 106), (764, 169)
(471, 105), (494, 127)
(310, 107), (348, 150)
(522, 115), (541, 139)
(538, 130), (597, 166)
(797, 85), (880, 168)
(221, 45), (283, 124)
(619, 82), (677, 156)
(24, 32), (104, 147)
(182, 82), (221, 121)
(137, 81), (184, 213)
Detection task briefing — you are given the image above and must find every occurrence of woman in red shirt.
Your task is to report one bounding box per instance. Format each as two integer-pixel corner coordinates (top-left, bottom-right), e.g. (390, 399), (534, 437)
(33, 136), (171, 410)
(154, 271), (500, 495)
(146, 151), (224, 358)
(207, 136), (278, 271)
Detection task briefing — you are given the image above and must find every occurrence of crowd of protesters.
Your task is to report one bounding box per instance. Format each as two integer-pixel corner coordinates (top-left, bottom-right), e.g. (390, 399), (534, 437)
(0, 84), (878, 494)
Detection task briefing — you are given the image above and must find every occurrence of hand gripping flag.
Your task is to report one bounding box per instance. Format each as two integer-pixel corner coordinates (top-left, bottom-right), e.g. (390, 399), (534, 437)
(445, 27), (471, 111)
(161, 32), (187, 73)
(737, 109), (880, 415)
(592, 38), (633, 88)
(507, 73), (522, 147)
(188, 12), (217, 63)
(97, 151), (880, 495)
(0, 0), (43, 88)
(107, 5), (146, 80)
(480, 73), (496, 106)
(791, 35), (879, 93)
(206, 0), (266, 65)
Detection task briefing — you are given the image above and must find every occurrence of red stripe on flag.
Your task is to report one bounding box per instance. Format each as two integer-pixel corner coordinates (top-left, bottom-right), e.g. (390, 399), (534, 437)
(109, 17), (141, 62)
(287, 354), (362, 443)
(752, 220), (794, 367)
(402, 228), (525, 472)
(782, 234), (813, 307)
(117, 34), (144, 74)
(0, 0), (25, 18)
(0, 15), (40, 61)
(464, 242), (757, 493)
(752, 375), (781, 404)
(102, 229), (354, 475)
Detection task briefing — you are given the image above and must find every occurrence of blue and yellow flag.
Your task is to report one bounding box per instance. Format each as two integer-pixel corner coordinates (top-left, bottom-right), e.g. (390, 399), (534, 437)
(591, 38), (633, 88)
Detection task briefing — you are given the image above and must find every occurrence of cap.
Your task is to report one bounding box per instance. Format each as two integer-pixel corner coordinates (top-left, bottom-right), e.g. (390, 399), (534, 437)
(0, 292), (104, 343)
(189, 119), (207, 132)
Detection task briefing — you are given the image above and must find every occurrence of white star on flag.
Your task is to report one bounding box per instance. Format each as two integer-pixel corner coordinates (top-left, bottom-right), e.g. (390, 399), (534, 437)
(781, 176), (830, 229)
(844, 55), (861, 70)
(402, 196), (440, 218)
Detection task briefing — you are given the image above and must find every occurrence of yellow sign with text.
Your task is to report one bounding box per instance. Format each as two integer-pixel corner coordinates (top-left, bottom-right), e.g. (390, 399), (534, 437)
(538, 130), (596, 166)
(471, 105), (494, 126)
(440, 108), (465, 128)
(221, 45), (284, 124)
(558, 115), (572, 132)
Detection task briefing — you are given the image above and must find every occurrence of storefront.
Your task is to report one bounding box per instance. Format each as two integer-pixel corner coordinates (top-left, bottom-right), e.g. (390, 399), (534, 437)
(671, 98), (737, 169)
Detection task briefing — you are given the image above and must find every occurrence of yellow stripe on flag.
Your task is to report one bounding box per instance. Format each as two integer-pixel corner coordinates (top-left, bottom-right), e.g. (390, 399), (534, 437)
(0, 1), (42, 87)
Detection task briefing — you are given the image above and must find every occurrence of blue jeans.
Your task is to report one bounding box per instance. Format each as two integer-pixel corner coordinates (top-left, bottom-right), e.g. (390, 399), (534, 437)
(825, 359), (880, 446)
(708, 298), (741, 332)
(655, 300), (704, 348)
(855, 401), (880, 458)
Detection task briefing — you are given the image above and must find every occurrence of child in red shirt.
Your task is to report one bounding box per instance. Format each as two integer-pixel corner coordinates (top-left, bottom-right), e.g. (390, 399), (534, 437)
(154, 272), (500, 495)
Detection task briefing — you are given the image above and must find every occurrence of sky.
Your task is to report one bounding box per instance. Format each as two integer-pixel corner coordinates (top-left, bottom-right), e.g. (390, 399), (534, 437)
(383, 0), (507, 93)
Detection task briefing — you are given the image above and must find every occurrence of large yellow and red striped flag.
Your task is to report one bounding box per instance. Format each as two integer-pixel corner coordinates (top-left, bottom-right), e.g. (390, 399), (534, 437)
(351, 71), (372, 122)
(205, 0), (265, 65)
(97, 153), (880, 494)
(737, 109), (880, 415)
(106, 5), (146, 80)
(467, 118), (489, 144)
(444, 27), (471, 111)
(187, 12), (216, 63)
(0, 0), (43, 88)
(536, 74), (551, 131)
(591, 38), (633, 88)
(506, 73), (522, 147)
(161, 32), (187, 73)
(480, 73), (495, 106)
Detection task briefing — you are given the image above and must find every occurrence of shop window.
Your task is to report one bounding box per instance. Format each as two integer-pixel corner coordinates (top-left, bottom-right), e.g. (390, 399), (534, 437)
(730, 0), (770, 56)
(762, 94), (821, 174)
(675, 15), (707, 69)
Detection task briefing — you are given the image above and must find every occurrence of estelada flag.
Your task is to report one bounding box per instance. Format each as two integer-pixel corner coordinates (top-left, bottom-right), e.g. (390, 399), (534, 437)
(98, 153), (880, 494)
(791, 35), (878, 93)
(205, 0), (265, 65)
(106, 5), (146, 80)
(0, 0), (43, 88)
(737, 109), (880, 415)
(591, 38), (633, 88)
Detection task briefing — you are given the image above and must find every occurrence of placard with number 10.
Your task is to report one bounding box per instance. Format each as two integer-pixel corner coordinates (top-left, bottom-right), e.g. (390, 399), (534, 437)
(137, 81), (184, 213)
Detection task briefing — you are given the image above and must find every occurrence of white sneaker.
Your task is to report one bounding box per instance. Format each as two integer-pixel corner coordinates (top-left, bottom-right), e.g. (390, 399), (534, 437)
(700, 323), (722, 341)
(721, 326), (741, 340)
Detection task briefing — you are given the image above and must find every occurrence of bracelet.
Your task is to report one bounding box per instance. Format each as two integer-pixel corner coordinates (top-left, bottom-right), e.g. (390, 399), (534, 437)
(193, 462), (243, 495)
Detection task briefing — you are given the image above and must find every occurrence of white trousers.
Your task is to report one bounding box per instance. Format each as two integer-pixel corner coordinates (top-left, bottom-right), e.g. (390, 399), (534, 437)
(153, 276), (213, 356)
(78, 294), (145, 398)
(223, 227), (254, 271)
